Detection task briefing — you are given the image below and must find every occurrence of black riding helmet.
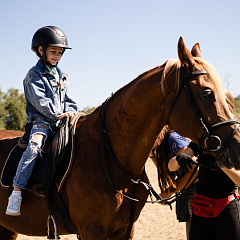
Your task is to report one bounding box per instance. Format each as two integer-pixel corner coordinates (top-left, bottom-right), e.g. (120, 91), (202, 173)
(31, 26), (71, 65)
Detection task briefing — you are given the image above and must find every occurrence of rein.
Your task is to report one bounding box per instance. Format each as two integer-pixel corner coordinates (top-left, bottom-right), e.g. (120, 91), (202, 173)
(99, 97), (161, 203)
(159, 164), (199, 206)
(98, 95), (199, 209)
(98, 68), (210, 206)
(99, 97), (163, 240)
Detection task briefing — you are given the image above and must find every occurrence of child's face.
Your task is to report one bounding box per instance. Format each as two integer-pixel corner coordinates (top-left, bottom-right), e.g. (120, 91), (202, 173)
(38, 46), (63, 66)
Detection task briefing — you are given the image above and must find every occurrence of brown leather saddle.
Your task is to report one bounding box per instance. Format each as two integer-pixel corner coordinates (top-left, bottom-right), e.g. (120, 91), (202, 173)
(0, 113), (85, 197)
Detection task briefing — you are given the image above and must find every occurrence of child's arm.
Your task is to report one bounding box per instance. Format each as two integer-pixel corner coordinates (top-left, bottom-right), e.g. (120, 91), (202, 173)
(25, 71), (62, 121)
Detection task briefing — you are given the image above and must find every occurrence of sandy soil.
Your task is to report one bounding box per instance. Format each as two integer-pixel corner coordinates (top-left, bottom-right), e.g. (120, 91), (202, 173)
(17, 159), (186, 240)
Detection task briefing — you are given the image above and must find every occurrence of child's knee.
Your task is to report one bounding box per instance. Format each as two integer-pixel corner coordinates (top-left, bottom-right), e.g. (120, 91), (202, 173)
(32, 125), (48, 148)
(30, 140), (41, 152)
(31, 134), (45, 150)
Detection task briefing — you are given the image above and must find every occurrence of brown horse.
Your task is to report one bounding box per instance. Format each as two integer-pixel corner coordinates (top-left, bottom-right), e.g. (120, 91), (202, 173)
(0, 37), (240, 240)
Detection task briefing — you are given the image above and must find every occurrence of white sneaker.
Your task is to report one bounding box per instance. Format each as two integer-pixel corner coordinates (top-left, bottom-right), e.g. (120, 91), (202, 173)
(5, 194), (22, 216)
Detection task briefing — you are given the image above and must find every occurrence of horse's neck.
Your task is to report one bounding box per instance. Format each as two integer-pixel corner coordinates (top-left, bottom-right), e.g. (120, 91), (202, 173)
(104, 66), (168, 177)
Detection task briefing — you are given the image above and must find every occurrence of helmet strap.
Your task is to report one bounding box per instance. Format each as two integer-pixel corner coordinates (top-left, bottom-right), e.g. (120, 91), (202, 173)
(42, 46), (47, 65)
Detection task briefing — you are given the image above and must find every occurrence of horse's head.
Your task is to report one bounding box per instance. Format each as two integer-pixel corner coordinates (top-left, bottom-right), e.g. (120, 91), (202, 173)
(166, 37), (240, 169)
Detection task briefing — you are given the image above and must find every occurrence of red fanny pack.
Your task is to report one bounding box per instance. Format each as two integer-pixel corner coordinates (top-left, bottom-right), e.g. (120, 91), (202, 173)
(192, 191), (239, 218)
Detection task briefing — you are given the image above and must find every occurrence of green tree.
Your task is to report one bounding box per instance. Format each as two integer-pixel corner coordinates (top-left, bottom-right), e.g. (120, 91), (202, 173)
(235, 95), (240, 101)
(0, 89), (7, 130)
(80, 105), (96, 114)
(3, 88), (26, 131)
(234, 95), (240, 114)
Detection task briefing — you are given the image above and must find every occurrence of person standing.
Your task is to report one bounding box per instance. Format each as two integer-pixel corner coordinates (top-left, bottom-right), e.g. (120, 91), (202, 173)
(150, 129), (197, 240)
(169, 142), (240, 240)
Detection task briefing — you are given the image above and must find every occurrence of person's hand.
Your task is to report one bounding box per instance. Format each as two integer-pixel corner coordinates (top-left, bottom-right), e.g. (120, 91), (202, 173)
(58, 112), (77, 120)
(176, 152), (195, 172)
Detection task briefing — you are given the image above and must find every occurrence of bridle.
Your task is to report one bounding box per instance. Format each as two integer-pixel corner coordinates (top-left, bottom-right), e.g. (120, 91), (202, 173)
(98, 66), (239, 238)
(99, 66), (239, 203)
(166, 67), (239, 159)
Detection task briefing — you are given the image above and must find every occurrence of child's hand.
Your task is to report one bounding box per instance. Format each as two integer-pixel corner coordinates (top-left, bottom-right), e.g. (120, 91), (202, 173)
(58, 112), (77, 120)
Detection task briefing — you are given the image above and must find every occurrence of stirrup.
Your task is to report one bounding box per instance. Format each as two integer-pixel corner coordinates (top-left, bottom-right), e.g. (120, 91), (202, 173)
(47, 215), (60, 239)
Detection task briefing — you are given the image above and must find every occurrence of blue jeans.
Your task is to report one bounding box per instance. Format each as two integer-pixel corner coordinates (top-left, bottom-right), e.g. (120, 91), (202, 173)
(13, 122), (53, 189)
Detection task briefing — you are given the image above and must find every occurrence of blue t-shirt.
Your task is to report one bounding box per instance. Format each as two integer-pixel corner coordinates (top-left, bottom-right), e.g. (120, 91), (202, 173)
(168, 132), (189, 156)
(168, 131), (189, 178)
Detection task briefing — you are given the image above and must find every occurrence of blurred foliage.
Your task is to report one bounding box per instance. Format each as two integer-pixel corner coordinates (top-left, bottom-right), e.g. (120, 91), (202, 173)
(0, 88), (26, 131)
(235, 96), (240, 117)
(0, 90), (6, 130)
(80, 105), (96, 114)
(0, 88), (97, 131)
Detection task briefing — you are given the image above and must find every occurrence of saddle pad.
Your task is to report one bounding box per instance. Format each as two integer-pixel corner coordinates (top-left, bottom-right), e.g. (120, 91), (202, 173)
(1, 145), (25, 188)
(1, 137), (73, 198)
(1, 144), (50, 197)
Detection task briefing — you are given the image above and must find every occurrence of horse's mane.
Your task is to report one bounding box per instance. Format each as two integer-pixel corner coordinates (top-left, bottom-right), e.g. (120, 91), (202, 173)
(153, 126), (177, 193)
(94, 56), (224, 115)
(160, 58), (224, 96)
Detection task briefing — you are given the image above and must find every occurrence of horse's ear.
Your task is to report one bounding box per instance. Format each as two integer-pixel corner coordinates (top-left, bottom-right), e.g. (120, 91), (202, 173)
(178, 36), (196, 70)
(191, 43), (201, 57)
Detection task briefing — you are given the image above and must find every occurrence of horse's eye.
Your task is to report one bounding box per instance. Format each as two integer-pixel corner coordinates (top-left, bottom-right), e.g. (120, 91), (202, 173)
(202, 89), (213, 98)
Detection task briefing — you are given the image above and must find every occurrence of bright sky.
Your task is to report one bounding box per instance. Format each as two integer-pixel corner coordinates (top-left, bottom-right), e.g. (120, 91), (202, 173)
(1, 1), (239, 109)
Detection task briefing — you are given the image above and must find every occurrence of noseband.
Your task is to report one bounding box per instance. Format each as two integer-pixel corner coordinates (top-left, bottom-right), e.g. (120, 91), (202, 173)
(167, 67), (239, 157)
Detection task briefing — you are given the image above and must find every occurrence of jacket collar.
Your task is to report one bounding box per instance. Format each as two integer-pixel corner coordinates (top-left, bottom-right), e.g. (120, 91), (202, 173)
(35, 60), (62, 78)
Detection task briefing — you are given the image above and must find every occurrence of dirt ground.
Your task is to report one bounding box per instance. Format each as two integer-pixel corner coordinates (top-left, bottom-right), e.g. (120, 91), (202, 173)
(17, 159), (186, 240)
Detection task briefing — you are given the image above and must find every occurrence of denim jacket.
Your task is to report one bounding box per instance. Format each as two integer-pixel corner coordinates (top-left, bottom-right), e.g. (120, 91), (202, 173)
(23, 60), (78, 127)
